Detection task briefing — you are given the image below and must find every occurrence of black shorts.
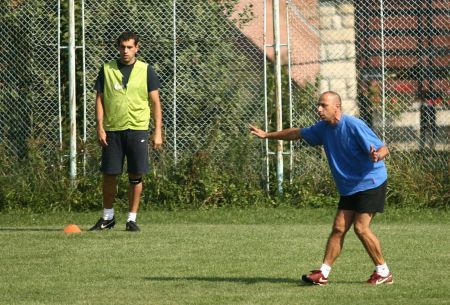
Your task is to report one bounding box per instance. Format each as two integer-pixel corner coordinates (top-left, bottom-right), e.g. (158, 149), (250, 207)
(100, 130), (149, 175)
(338, 181), (387, 213)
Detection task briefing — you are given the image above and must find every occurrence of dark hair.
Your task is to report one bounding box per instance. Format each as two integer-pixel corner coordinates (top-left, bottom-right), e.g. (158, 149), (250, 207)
(117, 31), (139, 47)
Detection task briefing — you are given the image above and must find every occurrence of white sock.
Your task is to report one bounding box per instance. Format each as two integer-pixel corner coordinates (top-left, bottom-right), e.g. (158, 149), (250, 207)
(320, 263), (332, 278)
(376, 263), (390, 277)
(127, 212), (137, 222)
(103, 208), (114, 221)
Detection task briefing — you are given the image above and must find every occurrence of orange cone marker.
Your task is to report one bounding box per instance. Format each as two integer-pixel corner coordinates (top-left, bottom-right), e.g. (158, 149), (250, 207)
(64, 224), (81, 233)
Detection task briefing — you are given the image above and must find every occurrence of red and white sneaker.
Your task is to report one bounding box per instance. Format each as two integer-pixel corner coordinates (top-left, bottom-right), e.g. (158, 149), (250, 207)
(301, 270), (328, 286)
(367, 271), (393, 285)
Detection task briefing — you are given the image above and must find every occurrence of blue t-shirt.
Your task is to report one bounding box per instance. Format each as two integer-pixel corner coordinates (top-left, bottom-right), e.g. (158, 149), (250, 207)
(301, 115), (387, 196)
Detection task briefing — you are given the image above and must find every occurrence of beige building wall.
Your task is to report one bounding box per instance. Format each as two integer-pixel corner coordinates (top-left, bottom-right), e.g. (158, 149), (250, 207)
(319, 2), (358, 115)
(233, 1), (357, 112)
(233, 0), (320, 85)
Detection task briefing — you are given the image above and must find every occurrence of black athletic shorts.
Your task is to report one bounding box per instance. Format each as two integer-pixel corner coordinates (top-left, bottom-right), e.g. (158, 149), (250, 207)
(100, 130), (149, 175)
(338, 180), (387, 213)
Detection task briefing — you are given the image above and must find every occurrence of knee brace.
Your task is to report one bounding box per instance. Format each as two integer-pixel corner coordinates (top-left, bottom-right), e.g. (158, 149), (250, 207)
(129, 177), (143, 185)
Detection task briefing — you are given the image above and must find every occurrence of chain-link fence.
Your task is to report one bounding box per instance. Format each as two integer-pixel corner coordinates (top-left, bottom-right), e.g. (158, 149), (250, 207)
(286, 0), (449, 176)
(83, 0), (265, 165)
(0, 0), (61, 158)
(1, 0), (449, 186)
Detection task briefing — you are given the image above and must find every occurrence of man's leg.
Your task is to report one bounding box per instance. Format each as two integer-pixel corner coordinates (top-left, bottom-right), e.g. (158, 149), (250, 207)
(89, 174), (117, 231)
(302, 209), (355, 285)
(353, 212), (393, 284)
(353, 212), (384, 265)
(126, 173), (143, 232)
(128, 173), (143, 213)
(323, 209), (356, 266)
(124, 129), (148, 232)
(103, 174), (118, 209)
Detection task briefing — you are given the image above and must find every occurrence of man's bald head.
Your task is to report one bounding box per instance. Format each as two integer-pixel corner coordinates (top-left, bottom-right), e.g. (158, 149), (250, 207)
(319, 91), (342, 107)
(317, 91), (342, 125)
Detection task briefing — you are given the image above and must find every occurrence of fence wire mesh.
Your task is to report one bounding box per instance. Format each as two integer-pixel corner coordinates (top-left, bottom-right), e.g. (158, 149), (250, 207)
(0, 0), (448, 186)
(286, 0), (449, 176)
(0, 0), (60, 158)
(83, 0), (265, 165)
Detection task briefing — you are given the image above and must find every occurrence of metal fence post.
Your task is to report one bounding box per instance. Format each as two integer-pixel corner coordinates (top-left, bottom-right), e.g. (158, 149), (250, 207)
(82, 0), (87, 174)
(264, 0), (270, 193)
(286, 0), (293, 185)
(380, 0), (386, 142)
(68, 0), (77, 182)
(58, 0), (63, 155)
(173, 0), (178, 164)
(273, 0), (284, 196)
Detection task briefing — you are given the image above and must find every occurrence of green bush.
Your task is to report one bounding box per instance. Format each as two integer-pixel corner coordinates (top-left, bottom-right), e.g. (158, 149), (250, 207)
(142, 134), (273, 210)
(0, 138), (449, 212)
(386, 151), (450, 209)
(0, 140), (102, 213)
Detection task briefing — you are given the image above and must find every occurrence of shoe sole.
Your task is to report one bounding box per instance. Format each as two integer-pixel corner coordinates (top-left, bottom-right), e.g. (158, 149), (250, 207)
(367, 276), (394, 285)
(125, 227), (140, 232)
(372, 279), (394, 285)
(89, 225), (115, 231)
(301, 276), (328, 286)
(303, 280), (328, 286)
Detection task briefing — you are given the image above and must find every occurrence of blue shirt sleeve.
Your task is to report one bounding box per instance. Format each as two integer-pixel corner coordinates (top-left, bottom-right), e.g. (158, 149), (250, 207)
(351, 119), (385, 154)
(301, 121), (325, 146)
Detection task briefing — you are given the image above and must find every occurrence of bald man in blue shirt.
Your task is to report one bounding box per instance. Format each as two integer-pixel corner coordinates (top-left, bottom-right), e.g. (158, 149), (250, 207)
(249, 91), (393, 285)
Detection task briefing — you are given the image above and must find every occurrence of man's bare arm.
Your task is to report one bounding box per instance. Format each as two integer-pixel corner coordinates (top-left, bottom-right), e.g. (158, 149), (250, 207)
(249, 124), (301, 141)
(149, 89), (163, 149)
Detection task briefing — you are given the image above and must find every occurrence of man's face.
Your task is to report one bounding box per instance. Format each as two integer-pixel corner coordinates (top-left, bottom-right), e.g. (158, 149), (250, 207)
(317, 95), (340, 124)
(118, 39), (138, 64)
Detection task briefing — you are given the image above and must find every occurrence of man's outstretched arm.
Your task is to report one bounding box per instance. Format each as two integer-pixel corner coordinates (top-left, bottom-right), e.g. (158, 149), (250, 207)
(249, 124), (301, 141)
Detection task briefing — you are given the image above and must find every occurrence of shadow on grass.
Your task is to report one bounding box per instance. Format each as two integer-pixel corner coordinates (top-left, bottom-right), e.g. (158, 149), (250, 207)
(144, 276), (313, 286)
(0, 227), (62, 232)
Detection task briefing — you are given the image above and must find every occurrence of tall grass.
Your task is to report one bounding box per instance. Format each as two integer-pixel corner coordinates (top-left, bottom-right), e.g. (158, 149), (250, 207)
(0, 137), (448, 212)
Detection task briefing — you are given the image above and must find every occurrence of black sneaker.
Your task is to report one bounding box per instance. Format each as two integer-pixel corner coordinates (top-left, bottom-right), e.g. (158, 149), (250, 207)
(125, 221), (140, 232)
(89, 217), (115, 231)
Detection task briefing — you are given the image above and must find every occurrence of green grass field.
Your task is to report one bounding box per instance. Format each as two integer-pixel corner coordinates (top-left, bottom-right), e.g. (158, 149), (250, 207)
(1, 208), (449, 305)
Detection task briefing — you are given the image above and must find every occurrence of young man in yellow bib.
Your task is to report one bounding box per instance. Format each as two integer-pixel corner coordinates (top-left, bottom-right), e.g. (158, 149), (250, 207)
(90, 31), (163, 232)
